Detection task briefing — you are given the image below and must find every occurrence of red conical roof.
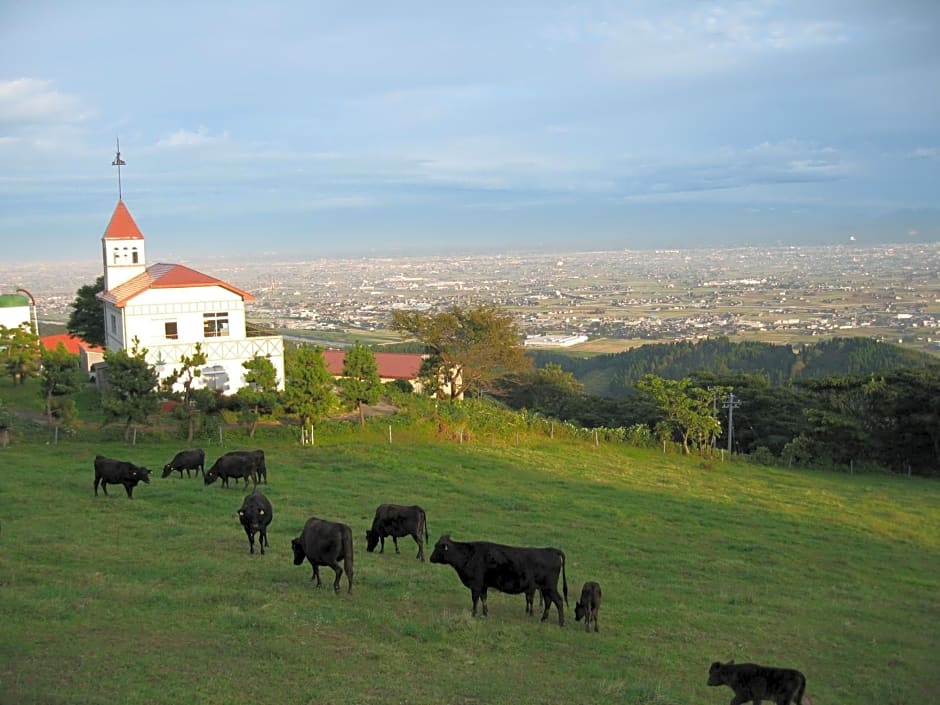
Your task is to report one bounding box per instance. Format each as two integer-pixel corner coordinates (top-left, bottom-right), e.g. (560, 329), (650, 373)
(102, 200), (144, 240)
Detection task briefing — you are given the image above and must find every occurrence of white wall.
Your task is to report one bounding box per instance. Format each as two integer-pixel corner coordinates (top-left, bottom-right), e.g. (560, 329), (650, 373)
(0, 306), (30, 330)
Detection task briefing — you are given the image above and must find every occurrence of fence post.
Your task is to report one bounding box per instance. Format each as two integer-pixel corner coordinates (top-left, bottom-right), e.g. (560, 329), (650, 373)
(218, 424), (223, 447)
(132, 427), (137, 446)
(594, 429), (599, 447)
(388, 424), (392, 445)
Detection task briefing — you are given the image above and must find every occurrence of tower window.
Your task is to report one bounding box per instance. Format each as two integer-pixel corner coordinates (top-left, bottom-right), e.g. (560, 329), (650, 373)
(113, 248), (120, 264)
(203, 312), (229, 338)
(132, 247), (139, 264)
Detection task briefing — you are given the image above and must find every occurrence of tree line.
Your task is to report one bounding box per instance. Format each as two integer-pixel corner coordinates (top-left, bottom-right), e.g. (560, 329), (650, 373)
(6, 285), (938, 477)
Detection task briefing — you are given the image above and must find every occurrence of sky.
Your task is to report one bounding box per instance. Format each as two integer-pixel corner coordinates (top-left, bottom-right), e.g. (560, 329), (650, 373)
(1, 1), (939, 264)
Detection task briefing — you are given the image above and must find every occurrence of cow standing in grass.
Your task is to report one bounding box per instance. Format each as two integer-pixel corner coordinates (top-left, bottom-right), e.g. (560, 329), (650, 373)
(162, 448), (205, 479)
(94, 456), (151, 498)
(574, 581), (602, 632)
(429, 534), (568, 625)
(707, 661), (807, 705)
(291, 517), (354, 594)
(365, 504), (429, 561)
(238, 491), (273, 555)
(205, 452), (257, 488)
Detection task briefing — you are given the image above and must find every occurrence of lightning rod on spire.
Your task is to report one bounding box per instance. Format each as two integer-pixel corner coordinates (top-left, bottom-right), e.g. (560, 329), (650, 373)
(112, 138), (126, 200)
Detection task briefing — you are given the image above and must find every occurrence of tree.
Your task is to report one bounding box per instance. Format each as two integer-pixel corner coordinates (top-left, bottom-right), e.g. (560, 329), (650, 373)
(67, 276), (106, 347)
(236, 355), (280, 438)
(500, 363), (584, 419)
(282, 345), (335, 445)
(101, 337), (159, 442)
(0, 323), (40, 385)
(338, 342), (382, 427)
(161, 343), (209, 442)
(637, 375), (725, 456)
(39, 343), (84, 426)
(391, 304), (530, 400)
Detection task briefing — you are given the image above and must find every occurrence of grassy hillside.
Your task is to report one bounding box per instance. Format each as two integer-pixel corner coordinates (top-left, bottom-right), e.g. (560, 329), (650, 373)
(0, 430), (937, 704)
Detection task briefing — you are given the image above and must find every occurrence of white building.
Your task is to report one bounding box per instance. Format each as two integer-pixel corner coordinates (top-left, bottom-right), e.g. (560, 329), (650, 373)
(96, 200), (284, 394)
(0, 293), (31, 331)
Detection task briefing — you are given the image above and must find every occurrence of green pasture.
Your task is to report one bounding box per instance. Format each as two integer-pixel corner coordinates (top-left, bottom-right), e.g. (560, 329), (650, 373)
(0, 432), (937, 704)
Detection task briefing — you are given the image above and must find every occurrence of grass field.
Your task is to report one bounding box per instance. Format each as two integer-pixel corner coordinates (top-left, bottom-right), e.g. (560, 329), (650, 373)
(0, 429), (937, 704)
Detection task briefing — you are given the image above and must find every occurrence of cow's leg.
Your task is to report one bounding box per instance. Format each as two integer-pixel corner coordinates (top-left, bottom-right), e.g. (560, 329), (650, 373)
(470, 590), (481, 616)
(124, 482), (134, 499)
(379, 536), (385, 554)
(480, 588), (488, 617)
(310, 563), (322, 587)
(414, 534), (424, 561)
(100, 480), (109, 496)
(392, 536), (400, 554)
(593, 608), (599, 632)
(245, 527), (255, 554)
(328, 562), (344, 593)
(94, 477), (100, 496)
(524, 591), (534, 616)
(259, 529), (267, 555)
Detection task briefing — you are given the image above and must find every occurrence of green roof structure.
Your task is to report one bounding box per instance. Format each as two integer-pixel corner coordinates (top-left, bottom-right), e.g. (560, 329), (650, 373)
(0, 294), (30, 308)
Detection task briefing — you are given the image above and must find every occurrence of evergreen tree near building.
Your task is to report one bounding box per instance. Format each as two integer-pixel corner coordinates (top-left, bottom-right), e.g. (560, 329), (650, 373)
(66, 276), (106, 348)
(338, 341), (382, 427)
(101, 337), (159, 442)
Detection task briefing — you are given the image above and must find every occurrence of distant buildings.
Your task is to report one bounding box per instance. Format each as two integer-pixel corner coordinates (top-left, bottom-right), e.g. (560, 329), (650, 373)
(524, 334), (589, 348)
(95, 200), (284, 394)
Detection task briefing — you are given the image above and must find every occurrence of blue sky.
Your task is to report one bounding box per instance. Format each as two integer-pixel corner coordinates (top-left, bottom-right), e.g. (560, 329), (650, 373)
(1, 1), (938, 263)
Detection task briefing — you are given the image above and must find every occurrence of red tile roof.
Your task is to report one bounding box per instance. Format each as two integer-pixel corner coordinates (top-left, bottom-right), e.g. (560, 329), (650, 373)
(322, 349), (423, 380)
(98, 262), (256, 308)
(102, 200), (144, 240)
(40, 333), (103, 355)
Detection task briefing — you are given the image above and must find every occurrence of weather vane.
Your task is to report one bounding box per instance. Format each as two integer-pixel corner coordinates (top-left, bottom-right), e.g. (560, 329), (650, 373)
(112, 137), (126, 200)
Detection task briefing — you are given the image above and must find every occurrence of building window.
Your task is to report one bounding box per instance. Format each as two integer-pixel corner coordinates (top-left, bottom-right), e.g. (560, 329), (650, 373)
(164, 321), (178, 340)
(132, 247), (139, 264)
(113, 248), (119, 264)
(110, 314), (117, 334)
(203, 312), (229, 338)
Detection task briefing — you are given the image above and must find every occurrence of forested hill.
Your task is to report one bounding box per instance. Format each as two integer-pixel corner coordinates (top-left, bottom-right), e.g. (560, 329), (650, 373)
(530, 337), (940, 398)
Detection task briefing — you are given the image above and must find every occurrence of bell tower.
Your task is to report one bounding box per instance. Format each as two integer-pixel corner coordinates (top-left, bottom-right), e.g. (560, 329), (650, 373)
(101, 140), (147, 291)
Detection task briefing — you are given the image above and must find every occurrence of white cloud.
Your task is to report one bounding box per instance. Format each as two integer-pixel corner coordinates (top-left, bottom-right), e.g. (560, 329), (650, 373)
(907, 147), (938, 160)
(0, 78), (94, 128)
(155, 127), (230, 148)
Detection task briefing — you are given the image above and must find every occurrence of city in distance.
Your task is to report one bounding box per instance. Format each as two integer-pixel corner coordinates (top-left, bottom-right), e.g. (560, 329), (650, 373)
(3, 242), (939, 357)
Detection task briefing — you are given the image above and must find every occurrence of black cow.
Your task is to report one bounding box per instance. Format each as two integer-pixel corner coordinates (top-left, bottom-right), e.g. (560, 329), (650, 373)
(93, 455), (151, 498)
(291, 517), (354, 594)
(429, 534), (568, 626)
(205, 452), (257, 488)
(574, 581), (602, 632)
(707, 661), (807, 705)
(365, 504), (429, 560)
(227, 449), (267, 484)
(238, 491), (273, 555)
(161, 448), (205, 478)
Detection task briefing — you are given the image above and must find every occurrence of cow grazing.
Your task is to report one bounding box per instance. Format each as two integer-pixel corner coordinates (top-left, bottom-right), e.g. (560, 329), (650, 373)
(429, 534), (568, 626)
(574, 581), (602, 633)
(707, 661), (807, 705)
(204, 452), (257, 488)
(291, 517), (354, 594)
(238, 491), (273, 555)
(227, 449), (267, 484)
(93, 455), (151, 498)
(161, 448), (205, 479)
(365, 504), (429, 560)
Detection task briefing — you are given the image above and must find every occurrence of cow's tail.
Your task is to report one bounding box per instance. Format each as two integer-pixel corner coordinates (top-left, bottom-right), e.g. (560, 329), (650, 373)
(560, 550), (568, 606)
(341, 525), (355, 594)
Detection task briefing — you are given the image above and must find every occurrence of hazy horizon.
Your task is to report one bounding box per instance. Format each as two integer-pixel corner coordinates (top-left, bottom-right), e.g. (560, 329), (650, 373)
(2, 2), (938, 263)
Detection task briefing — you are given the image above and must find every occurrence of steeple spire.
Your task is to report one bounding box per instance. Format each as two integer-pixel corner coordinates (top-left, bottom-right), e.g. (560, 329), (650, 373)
(112, 137), (126, 200)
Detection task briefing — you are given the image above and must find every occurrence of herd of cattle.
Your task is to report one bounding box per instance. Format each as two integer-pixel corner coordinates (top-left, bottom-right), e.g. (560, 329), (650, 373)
(92, 448), (809, 704)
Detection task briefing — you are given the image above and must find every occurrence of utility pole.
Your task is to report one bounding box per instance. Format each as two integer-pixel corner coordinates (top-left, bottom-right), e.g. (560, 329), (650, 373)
(723, 392), (741, 454)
